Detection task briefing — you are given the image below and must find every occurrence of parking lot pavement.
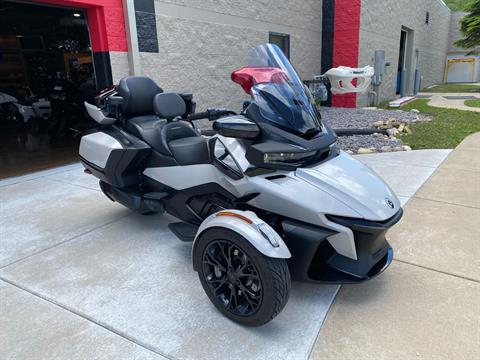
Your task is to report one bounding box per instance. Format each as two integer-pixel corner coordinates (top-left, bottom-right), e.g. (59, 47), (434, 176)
(0, 150), (450, 359)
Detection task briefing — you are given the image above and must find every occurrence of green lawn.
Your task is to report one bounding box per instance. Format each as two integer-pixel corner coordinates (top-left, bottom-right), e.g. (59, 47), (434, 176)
(422, 83), (480, 93)
(444, 0), (469, 11)
(464, 98), (480, 108)
(382, 99), (480, 149)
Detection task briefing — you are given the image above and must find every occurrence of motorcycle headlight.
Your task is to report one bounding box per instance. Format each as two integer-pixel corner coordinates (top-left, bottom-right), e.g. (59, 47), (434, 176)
(263, 151), (317, 165)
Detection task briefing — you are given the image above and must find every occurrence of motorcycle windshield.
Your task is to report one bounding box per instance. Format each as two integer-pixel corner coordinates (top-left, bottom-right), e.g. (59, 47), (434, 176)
(232, 44), (323, 137)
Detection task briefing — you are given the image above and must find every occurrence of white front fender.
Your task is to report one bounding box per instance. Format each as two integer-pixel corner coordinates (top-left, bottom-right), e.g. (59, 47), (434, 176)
(193, 210), (291, 267)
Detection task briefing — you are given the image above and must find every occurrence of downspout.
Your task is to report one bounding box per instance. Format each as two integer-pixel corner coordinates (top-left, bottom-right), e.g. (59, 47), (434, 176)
(122, 0), (141, 75)
(413, 49), (420, 95)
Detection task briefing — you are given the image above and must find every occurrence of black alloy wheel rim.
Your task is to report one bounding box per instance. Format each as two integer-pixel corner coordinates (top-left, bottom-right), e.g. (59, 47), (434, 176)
(202, 240), (263, 316)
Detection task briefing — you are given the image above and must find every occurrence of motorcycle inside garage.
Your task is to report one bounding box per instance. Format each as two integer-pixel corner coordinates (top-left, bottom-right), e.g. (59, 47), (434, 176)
(0, 0), (98, 179)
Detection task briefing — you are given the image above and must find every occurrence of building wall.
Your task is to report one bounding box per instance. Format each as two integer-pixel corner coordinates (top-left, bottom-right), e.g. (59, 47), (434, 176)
(448, 11), (468, 53)
(110, 51), (130, 84)
(357, 0), (451, 106)
(445, 11), (479, 83)
(113, 0), (322, 111)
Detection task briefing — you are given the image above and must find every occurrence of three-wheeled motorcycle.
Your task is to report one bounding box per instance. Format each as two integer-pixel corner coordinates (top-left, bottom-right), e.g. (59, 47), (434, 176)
(79, 44), (402, 326)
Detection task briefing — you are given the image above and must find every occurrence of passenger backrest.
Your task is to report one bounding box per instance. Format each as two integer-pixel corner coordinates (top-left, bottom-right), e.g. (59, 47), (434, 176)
(153, 93), (186, 120)
(117, 76), (163, 117)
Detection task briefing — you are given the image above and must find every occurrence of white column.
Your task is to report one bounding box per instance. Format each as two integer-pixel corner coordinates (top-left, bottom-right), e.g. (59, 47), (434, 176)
(122, 0), (141, 75)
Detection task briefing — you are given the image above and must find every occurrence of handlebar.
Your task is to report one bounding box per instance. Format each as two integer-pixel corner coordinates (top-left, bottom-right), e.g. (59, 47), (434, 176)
(187, 111), (210, 121)
(199, 129), (217, 136)
(187, 108), (236, 122)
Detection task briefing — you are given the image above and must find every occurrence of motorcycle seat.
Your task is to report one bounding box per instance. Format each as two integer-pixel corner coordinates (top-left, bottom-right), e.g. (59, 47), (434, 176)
(126, 117), (209, 164)
(118, 77), (209, 164)
(126, 115), (167, 152)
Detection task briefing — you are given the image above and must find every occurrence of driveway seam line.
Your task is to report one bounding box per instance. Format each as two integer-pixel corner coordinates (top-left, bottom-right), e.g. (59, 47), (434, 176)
(0, 164), (81, 187)
(411, 195), (480, 210)
(442, 165), (480, 173)
(45, 177), (102, 192)
(0, 276), (175, 360)
(306, 285), (341, 359)
(0, 176), (47, 188)
(361, 159), (441, 170)
(393, 259), (479, 283)
(0, 214), (131, 270)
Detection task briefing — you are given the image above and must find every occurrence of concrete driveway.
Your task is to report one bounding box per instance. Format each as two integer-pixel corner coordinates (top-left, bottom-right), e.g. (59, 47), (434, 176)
(311, 134), (480, 359)
(0, 150), (451, 359)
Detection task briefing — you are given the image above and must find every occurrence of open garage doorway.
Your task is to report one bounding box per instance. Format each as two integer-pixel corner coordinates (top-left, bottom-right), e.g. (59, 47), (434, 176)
(0, 0), (100, 179)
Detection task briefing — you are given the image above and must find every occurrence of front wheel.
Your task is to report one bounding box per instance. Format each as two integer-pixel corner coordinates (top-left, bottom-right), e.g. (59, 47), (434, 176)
(194, 228), (290, 326)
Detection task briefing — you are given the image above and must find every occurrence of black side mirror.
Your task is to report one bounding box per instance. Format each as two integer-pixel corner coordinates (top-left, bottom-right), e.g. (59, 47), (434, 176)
(213, 116), (260, 139)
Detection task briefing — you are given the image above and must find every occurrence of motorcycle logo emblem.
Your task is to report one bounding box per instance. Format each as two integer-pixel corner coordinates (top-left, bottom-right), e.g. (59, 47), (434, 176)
(385, 198), (395, 209)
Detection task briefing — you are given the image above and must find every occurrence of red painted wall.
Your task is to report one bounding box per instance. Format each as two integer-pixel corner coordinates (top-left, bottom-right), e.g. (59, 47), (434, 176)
(332, 0), (361, 108)
(34, 0), (127, 52)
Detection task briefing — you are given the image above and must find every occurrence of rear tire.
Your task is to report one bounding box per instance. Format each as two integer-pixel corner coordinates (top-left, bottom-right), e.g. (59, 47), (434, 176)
(194, 227), (290, 326)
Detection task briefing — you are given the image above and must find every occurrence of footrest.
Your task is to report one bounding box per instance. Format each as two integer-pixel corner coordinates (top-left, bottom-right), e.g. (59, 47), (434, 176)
(168, 222), (199, 242)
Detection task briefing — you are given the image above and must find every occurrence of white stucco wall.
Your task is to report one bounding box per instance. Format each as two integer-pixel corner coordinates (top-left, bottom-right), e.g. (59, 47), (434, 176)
(357, 0), (451, 106)
(126, 0), (323, 111)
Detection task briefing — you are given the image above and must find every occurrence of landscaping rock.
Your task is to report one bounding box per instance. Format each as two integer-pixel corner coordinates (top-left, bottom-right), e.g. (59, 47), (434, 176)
(335, 135), (404, 153)
(357, 147), (374, 154)
(318, 107), (429, 153)
(320, 107), (419, 129)
(387, 128), (400, 137)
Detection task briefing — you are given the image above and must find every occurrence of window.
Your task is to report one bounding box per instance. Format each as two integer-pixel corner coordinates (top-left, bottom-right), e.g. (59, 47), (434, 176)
(269, 32), (290, 59)
(425, 11), (430, 25)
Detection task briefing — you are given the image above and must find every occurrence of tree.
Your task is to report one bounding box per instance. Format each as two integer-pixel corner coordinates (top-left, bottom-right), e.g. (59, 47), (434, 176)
(455, 0), (480, 49)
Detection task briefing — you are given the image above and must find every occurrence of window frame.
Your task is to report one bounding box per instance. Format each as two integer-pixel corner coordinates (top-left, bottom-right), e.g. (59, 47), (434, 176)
(269, 31), (290, 59)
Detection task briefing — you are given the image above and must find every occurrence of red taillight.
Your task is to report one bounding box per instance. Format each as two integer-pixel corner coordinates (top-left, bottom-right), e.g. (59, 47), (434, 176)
(231, 66), (288, 94)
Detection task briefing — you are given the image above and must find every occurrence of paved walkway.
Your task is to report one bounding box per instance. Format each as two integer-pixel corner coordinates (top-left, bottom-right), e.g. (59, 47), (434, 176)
(310, 133), (480, 360)
(420, 92), (480, 112)
(0, 149), (452, 359)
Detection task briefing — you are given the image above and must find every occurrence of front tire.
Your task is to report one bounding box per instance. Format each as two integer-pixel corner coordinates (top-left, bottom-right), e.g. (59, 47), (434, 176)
(194, 228), (290, 326)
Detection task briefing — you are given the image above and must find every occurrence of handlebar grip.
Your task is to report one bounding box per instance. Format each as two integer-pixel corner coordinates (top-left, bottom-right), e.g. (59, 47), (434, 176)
(187, 111), (210, 121)
(188, 108), (237, 122)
